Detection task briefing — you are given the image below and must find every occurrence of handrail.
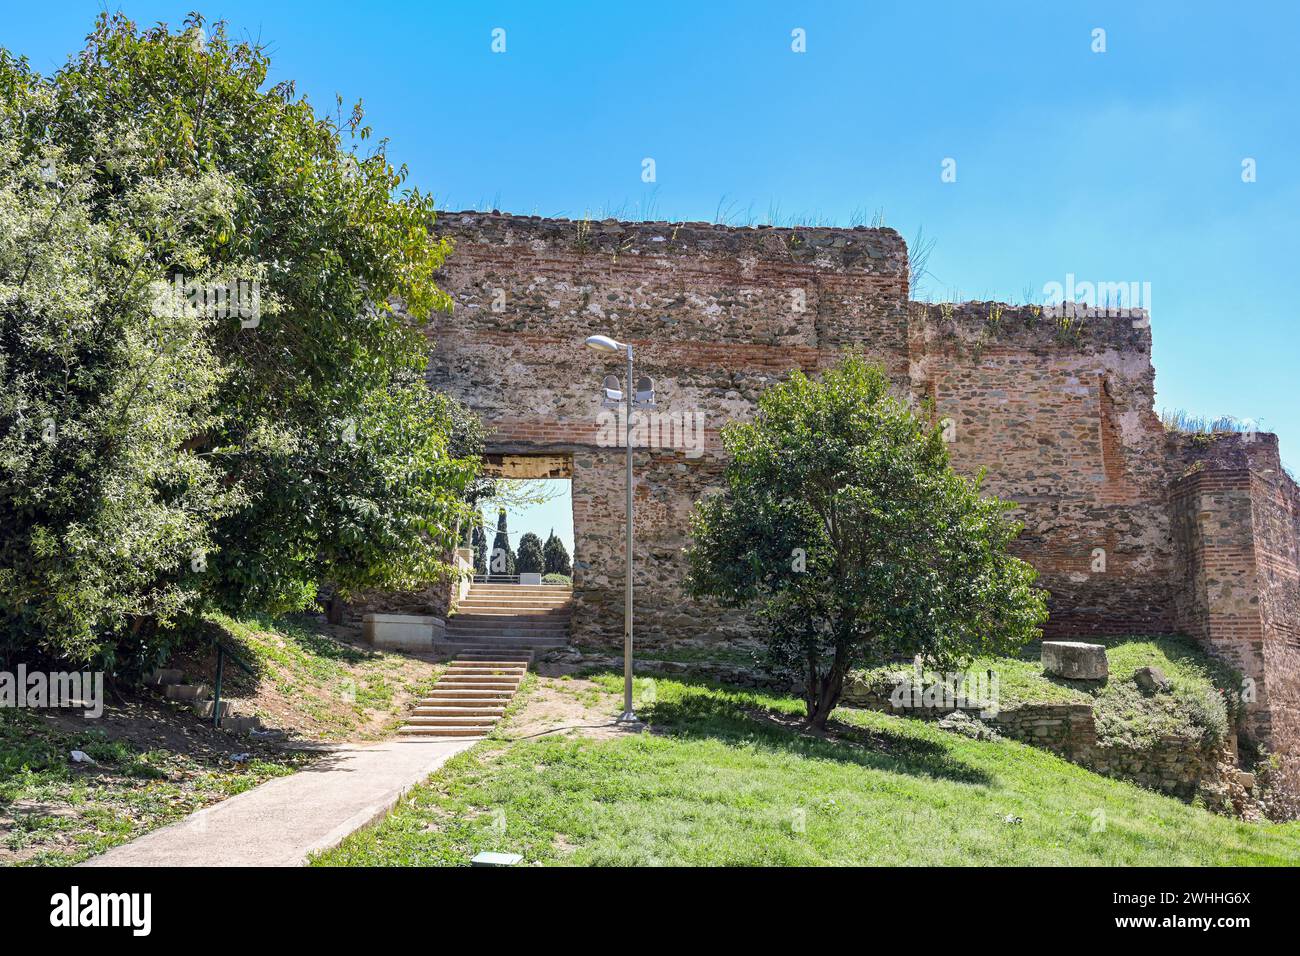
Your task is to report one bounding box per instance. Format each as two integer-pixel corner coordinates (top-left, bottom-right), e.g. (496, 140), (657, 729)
(211, 639), (255, 729)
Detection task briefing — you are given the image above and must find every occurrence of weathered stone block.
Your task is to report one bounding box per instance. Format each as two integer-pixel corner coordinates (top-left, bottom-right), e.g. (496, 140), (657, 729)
(1041, 641), (1108, 680)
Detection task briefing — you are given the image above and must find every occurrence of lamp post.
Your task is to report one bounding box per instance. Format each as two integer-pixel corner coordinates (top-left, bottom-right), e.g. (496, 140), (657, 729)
(584, 333), (653, 724)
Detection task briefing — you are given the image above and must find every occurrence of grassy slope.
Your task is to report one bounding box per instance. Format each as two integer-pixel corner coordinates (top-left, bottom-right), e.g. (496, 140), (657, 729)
(0, 709), (308, 866)
(314, 674), (1300, 867)
(194, 613), (443, 741)
(853, 635), (1239, 748)
(2, 613), (439, 866)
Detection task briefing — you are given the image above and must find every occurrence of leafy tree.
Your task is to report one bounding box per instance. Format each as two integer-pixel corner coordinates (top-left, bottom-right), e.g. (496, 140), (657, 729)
(0, 108), (235, 666)
(516, 533), (545, 575)
(543, 530), (572, 577)
(490, 509), (515, 575)
(685, 355), (1048, 729)
(0, 15), (480, 664)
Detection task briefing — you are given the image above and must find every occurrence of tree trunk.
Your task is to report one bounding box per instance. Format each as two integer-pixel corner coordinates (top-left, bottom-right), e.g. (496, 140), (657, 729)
(806, 645), (848, 730)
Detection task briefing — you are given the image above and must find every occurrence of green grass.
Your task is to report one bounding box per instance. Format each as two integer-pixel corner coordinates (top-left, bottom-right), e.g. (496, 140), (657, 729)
(312, 674), (1300, 867)
(852, 635), (1239, 749)
(203, 613), (443, 740)
(1, 709), (308, 866)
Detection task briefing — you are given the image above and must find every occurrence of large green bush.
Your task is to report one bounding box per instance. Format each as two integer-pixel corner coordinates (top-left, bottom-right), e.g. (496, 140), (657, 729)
(685, 354), (1048, 727)
(0, 15), (479, 667)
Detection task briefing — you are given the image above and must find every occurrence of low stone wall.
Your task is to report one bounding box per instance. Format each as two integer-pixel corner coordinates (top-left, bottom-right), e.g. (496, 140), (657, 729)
(841, 679), (1243, 806)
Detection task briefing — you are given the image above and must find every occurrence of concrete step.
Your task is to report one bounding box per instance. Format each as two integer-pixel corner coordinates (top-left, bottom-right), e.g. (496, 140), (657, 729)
(456, 599), (570, 607)
(434, 646), (556, 658)
(446, 627), (567, 636)
(192, 700), (232, 719)
(453, 607), (571, 616)
(413, 705), (506, 716)
(221, 716), (262, 733)
(436, 671), (517, 681)
(449, 621), (566, 629)
(165, 684), (210, 701)
(398, 726), (490, 738)
(445, 661), (528, 669)
(442, 672), (524, 681)
(451, 658), (533, 667)
(422, 687), (514, 696)
(405, 715), (501, 726)
(438, 672), (523, 681)
(434, 640), (554, 653)
(145, 668), (183, 687)
(458, 597), (572, 605)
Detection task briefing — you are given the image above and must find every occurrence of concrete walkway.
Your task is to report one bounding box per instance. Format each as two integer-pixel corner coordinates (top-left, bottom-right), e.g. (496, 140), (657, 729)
(83, 738), (475, 867)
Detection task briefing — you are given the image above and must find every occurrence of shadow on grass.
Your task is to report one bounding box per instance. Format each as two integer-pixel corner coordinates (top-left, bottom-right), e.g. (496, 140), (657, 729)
(635, 673), (994, 787)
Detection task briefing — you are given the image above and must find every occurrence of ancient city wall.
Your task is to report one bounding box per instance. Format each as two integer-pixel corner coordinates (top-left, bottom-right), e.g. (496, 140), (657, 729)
(420, 210), (1300, 793)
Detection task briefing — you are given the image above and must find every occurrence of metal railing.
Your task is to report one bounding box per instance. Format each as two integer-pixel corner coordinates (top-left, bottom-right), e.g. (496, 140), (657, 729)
(470, 573), (572, 586)
(211, 639), (255, 729)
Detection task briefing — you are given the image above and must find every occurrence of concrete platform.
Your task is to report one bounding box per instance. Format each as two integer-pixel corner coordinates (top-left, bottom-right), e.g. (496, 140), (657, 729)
(363, 613), (444, 650)
(81, 738), (473, 867)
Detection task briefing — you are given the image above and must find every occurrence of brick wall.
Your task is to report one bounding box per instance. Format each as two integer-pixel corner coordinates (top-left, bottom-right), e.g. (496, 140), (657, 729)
(411, 210), (1300, 796)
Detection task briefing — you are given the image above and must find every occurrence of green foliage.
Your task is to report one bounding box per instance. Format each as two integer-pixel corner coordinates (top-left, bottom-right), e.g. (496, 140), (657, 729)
(0, 97), (235, 666)
(471, 523), (488, 576)
(516, 533), (544, 575)
(0, 14), (480, 665)
(543, 530), (572, 577)
(542, 573), (572, 586)
(490, 508), (515, 575)
(684, 354), (1048, 726)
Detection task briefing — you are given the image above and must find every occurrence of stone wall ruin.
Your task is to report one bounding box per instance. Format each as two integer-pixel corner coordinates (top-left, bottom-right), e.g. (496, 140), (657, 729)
(420, 210), (1300, 796)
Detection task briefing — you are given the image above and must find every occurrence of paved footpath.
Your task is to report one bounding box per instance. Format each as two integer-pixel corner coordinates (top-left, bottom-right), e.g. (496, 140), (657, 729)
(83, 738), (474, 867)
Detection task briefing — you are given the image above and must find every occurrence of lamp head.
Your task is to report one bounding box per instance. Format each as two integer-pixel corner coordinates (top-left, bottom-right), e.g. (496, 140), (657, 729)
(584, 334), (622, 353)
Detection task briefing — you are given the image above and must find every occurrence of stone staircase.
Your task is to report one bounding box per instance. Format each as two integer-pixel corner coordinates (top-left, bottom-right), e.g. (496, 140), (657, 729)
(399, 582), (572, 738)
(398, 651), (530, 738)
(146, 668), (262, 733)
(436, 582), (572, 656)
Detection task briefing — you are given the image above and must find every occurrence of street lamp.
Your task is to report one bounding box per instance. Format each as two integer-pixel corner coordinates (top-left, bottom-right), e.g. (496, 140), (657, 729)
(584, 334), (654, 724)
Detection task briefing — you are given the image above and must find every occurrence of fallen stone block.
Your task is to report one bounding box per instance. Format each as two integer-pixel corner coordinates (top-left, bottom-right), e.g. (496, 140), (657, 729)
(145, 668), (183, 687)
(1041, 641), (1108, 680)
(165, 683), (210, 701)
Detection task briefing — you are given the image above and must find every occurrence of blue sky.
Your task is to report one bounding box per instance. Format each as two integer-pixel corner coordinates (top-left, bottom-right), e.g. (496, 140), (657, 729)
(6, 1), (1297, 481)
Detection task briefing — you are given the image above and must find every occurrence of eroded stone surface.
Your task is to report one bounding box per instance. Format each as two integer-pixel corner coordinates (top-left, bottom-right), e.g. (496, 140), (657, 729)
(1042, 641), (1109, 680)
